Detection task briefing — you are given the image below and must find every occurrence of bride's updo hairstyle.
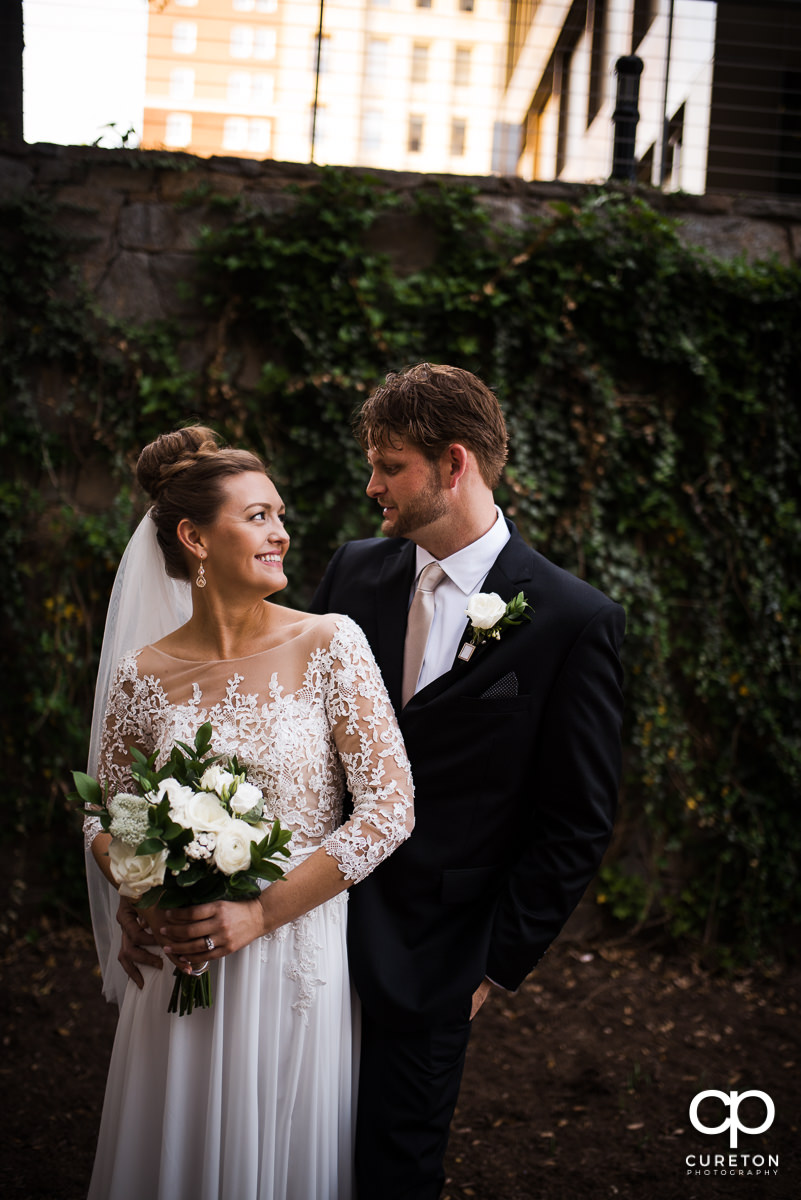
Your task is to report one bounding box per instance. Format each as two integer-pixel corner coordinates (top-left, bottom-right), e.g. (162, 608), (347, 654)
(137, 425), (267, 581)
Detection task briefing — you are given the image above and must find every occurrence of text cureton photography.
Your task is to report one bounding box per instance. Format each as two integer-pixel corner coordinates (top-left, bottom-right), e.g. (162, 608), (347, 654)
(685, 1088), (780, 1179)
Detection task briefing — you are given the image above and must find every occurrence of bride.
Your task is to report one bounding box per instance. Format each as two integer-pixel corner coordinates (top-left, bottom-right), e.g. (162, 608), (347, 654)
(83, 426), (414, 1200)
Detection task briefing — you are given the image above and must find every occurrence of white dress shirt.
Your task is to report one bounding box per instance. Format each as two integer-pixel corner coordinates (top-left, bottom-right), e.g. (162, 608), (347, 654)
(411, 507), (510, 696)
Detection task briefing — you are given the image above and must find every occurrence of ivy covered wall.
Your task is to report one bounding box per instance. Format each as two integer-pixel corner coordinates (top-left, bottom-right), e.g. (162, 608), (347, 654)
(1, 148), (799, 963)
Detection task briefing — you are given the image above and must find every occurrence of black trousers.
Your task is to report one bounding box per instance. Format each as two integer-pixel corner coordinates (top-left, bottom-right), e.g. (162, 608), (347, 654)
(355, 1008), (473, 1200)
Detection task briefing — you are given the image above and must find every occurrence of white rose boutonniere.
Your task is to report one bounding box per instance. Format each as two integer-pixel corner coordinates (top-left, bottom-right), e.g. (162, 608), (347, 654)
(464, 590), (534, 649)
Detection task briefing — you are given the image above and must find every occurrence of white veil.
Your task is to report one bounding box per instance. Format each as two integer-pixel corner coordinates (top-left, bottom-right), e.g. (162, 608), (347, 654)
(85, 511), (192, 1004)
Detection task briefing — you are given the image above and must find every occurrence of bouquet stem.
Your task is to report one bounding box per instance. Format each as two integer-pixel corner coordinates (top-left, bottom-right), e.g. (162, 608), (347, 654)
(168, 966), (212, 1016)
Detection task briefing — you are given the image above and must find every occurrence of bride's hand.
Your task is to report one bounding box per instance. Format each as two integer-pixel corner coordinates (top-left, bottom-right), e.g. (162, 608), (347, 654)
(159, 899), (266, 972)
(116, 895), (164, 988)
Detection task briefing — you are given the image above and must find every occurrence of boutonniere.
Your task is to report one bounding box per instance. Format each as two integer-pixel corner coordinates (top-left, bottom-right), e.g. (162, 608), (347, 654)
(459, 591), (534, 660)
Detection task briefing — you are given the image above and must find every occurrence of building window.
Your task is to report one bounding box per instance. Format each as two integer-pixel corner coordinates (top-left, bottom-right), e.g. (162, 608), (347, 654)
(453, 46), (470, 87)
(221, 116), (274, 159)
(172, 22), (197, 55)
(459, 0), (474, 11)
(361, 109), (382, 152)
(416, 0), (432, 8)
(312, 34), (331, 75)
(233, 0), (278, 12)
(228, 71), (252, 103)
(408, 115), (424, 153)
(366, 38), (388, 82)
(637, 143), (655, 184)
(492, 121), (520, 174)
(411, 43), (428, 85)
(170, 67), (195, 101)
(663, 104), (685, 184)
(587, 0), (607, 127)
(450, 118), (466, 156)
(165, 112), (192, 147)
(230, 26), (254, 58)
(248, 118), (272, 154)
(631, 0), (658, 52)
(254, 28), (276, 59)
(223, 116), (249, 150)
(253, 74), (275, 106)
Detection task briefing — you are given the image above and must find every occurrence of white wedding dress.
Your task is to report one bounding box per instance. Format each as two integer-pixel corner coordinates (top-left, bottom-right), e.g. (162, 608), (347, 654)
(84, 613), (414, 1200)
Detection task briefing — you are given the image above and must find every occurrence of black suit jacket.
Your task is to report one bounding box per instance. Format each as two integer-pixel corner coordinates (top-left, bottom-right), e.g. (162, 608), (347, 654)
(313, 521), (625, 1030)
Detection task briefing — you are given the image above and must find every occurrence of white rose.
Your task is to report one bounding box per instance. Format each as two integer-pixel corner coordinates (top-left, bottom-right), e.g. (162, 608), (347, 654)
(465, 592), (507, 629)
(229, 780), (264, 815)
(184, 790), (232, 833)
(199, 764), (235, 795)
(155, 778), (195, 824)
(108, 839), (168, 899)
(213, 819), (260, 874)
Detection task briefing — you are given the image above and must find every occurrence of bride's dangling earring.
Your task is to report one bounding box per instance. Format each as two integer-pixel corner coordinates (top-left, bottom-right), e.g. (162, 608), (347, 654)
(196, 558), (207, 588)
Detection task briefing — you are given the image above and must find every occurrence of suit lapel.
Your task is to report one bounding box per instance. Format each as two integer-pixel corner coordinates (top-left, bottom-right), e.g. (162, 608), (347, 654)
(408, 523), (535, 708)
(374, 540), (416, 712)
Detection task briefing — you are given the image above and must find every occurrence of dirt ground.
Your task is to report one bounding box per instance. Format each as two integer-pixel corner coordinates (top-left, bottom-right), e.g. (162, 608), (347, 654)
(1, 906), (797, 1200)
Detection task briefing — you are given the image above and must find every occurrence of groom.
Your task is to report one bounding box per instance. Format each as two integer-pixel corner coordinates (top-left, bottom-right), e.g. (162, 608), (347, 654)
(312, 363), (625, 1199)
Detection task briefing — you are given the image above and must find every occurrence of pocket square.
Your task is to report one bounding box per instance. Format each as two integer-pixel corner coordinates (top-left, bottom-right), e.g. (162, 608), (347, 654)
(480, 672), (519, 700)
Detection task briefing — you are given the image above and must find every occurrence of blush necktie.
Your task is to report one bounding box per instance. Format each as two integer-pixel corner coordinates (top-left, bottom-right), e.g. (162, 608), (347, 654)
(402, 562), (447, 707)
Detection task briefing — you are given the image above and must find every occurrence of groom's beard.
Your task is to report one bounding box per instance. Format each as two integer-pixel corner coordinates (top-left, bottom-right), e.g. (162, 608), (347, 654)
(382, 476), (448, 539)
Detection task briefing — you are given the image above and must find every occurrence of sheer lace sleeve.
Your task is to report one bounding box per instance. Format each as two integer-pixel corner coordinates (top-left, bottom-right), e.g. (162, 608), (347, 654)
(322, 618), (414, 884)
(82, 651), (154, 850)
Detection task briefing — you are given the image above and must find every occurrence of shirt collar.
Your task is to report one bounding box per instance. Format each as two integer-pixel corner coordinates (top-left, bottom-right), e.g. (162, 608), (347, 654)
(414, 507), (510, 595)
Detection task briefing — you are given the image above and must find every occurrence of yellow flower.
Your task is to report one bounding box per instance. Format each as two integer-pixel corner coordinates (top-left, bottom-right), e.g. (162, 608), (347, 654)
(686, 798), (698, 811)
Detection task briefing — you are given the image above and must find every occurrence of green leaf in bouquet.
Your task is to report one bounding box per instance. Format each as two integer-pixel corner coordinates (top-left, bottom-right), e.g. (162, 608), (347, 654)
(70, 771), (104, 806)
(166, 850), (187, 872)
(194, 722), (213, 756)
(238, 804), (265, 825)
(174, 738), (201, 762)
(248, 861), (288, 882)
(135, 885), (165, 909)
(168, 874), (228, 905)
(163, 819), (192, 843)
(174, 862), (208, 887)
(165, 745), (195, 782)
(151, 794), (172, 826)
(136, 836), (167, 856)
(226, 876), (261, 899)
(259, 820), (293, 856)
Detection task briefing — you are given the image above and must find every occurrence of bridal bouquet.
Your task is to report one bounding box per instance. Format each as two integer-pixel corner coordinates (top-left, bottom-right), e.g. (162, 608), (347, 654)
(73, 722), (292, 1015)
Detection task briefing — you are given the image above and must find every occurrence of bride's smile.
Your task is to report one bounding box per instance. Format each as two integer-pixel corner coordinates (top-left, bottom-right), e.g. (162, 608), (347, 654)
(182, 471), (291, 601)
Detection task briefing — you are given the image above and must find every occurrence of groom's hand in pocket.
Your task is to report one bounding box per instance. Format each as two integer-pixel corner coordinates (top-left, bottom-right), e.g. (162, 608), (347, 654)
(470, 978), (493, 1020)
(117, 895), (164, 988)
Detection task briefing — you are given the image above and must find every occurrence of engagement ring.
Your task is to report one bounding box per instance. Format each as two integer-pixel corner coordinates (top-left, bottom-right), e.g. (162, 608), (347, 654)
(205, 935), (215, 951)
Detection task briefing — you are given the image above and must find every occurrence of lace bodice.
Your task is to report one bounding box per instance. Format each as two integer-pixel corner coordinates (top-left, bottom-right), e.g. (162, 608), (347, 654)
(84, 614), (414, 884)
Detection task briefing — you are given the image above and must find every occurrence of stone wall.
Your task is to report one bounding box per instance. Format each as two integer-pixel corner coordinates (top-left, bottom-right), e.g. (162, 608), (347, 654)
(2, 143), (800, 324)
